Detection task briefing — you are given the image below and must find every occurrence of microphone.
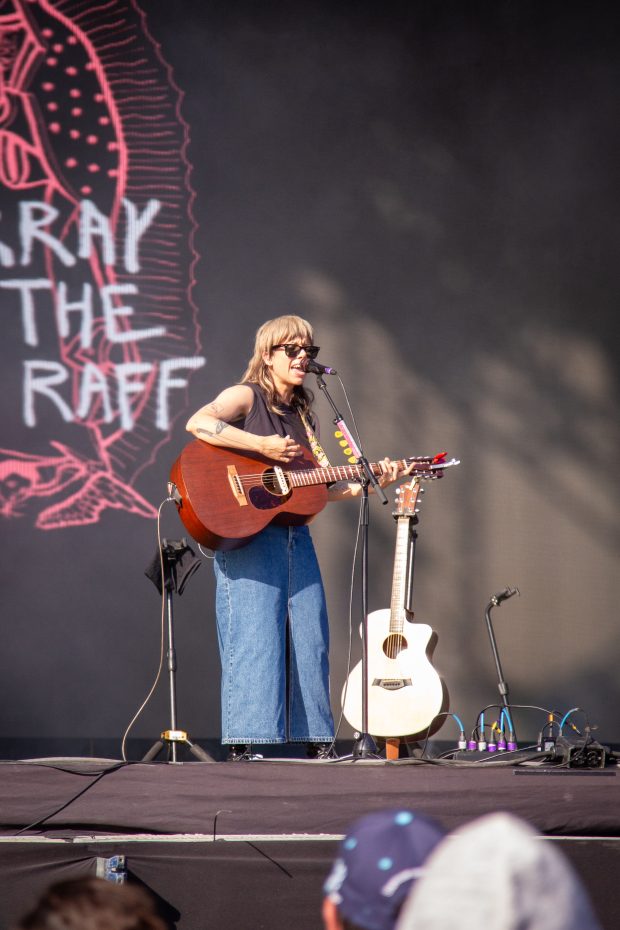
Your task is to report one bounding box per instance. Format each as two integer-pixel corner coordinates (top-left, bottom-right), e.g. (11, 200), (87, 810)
(302, 358), (338, 376)
(491, 586), (520, 606)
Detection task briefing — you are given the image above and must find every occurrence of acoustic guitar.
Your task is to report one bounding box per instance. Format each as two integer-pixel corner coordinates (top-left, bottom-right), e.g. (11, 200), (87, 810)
(169, 440), (454, 550)
(341, 478), (445, 738)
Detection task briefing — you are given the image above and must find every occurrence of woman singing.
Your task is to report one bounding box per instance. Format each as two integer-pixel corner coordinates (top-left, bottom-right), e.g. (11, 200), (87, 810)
(186, 315), (407, 759)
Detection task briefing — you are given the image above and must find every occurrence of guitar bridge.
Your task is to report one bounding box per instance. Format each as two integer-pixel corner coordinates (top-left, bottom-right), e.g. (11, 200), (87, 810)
(227, 466), (248, 507)
(372, 678), (412, 691)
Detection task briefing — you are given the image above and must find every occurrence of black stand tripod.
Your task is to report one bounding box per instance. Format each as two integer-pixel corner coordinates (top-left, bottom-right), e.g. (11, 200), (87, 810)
(314, 374), (388, 760)
(143, 539), (214, 763)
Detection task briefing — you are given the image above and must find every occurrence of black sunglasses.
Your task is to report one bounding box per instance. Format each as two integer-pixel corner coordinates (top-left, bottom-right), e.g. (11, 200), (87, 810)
(273, 344), (320, 359)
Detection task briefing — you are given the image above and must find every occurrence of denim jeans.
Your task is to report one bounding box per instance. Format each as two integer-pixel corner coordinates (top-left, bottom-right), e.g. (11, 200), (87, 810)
(213, 524), (334, 744)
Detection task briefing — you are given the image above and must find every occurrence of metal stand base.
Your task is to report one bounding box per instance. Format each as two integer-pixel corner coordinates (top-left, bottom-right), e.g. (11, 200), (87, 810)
(142, 728), (214, 764)
(351, 731), (381, 760)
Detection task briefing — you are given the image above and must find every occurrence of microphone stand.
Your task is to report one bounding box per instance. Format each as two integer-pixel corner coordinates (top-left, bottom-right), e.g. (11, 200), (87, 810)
(143, 540), (215, 763)
(484, 587), (520, 746)
(314, 373), (388, 760)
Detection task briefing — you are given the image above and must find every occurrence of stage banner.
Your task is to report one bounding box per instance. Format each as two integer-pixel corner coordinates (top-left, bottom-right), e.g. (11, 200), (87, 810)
(0, 0), (204, 532)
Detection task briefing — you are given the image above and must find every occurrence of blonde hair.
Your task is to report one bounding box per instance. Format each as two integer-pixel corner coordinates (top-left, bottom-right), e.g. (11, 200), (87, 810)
(240, 314), (315, 415)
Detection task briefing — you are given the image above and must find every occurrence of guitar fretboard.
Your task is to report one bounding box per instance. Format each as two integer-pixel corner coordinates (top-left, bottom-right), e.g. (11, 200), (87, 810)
(288, 459), (412, 488)
(390, 516), (412, 632)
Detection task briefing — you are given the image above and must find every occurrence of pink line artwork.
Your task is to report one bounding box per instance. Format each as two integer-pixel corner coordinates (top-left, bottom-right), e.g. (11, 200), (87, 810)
(0, 0), (203, 529)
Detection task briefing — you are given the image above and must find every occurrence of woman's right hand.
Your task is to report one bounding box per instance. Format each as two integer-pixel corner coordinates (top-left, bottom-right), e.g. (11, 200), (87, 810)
(261, 434), (302, 463)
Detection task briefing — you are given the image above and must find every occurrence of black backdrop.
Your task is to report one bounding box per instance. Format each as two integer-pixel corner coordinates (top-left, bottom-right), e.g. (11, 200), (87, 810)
(1, 0), (618, 755)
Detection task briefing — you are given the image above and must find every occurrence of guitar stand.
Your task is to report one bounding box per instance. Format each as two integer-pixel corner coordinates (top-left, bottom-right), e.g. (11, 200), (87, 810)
(143, 539), (215, 764)
(385, 738), (424, 761)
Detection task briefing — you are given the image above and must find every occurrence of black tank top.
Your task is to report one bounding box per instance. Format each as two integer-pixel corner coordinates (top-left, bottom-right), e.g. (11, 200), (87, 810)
(236, 383), (316, 460)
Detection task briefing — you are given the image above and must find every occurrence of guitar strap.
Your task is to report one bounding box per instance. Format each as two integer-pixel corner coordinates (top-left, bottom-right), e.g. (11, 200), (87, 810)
(299, 410), (331, 467)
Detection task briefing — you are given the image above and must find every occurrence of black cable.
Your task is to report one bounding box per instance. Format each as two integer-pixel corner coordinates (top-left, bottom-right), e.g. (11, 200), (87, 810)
(121, 498), (171, 761)
(329, 493), (364, 760)
(476, 702), (563, 724)
(419, 712), (453, 759)
(0, 759), (123, 776)
(11, 760), (128, 836)
(388, 747), (550, 768)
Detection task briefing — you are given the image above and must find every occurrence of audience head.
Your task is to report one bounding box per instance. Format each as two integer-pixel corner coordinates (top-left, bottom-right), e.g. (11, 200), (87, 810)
(323, 808), (446, 930)
(395, 812), (602, 930)
(16, 877), (167, 930)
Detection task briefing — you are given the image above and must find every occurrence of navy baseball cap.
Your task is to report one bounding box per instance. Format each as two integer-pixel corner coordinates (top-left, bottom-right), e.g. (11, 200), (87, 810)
(323, 809), (446, 930)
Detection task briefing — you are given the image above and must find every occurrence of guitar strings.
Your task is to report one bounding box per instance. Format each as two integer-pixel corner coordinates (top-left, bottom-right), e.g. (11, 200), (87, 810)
(233, 458), (426, 486)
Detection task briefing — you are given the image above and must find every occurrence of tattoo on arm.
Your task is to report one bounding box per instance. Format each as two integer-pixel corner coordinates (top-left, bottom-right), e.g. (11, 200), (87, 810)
(197, 420), (229, 438)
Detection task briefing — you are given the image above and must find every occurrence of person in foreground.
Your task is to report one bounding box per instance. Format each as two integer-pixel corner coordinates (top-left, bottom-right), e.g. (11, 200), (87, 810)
(186, 315), (410, 759)
(395, 811), (602, 930)
(322, 808), (447, 930)
(15, 877), (167, 930)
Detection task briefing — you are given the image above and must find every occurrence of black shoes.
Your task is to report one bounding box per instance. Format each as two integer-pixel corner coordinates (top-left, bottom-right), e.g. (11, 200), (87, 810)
(306, 742), (334, 760)
(226, 745), (263, 761)
(226, 743), (334, 761)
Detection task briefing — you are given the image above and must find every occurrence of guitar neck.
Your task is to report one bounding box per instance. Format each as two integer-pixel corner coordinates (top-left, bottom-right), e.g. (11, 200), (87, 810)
(390, 516), (412, 632)
(288, 459), (410, 488)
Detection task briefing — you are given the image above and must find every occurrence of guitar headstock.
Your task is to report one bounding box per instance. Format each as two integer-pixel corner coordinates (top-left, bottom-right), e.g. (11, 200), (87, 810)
(393, 477), (422, 518)
(406, 452), (460, 480)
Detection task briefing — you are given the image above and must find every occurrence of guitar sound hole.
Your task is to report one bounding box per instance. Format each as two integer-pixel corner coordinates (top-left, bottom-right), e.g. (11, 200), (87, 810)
(248, 485), (291, 510)
(383, 634), (407, 659)
(261, 468), (290, 498)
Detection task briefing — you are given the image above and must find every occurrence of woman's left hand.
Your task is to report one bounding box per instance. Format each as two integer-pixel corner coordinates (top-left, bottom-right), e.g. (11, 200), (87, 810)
(376, 457), (415, 489)
(327, 457), (416, 502)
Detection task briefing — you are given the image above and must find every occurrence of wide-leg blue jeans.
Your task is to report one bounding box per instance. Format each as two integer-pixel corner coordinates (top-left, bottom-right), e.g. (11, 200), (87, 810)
(213, 524), (335, 744)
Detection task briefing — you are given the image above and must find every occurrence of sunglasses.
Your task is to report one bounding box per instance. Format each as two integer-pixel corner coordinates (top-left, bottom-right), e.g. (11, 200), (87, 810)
(272, 344), (320, 359)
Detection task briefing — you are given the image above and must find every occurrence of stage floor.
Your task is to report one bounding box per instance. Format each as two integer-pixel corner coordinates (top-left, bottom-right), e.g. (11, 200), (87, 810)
(1, 756), (619, 929)
(1, 754), (619, 835)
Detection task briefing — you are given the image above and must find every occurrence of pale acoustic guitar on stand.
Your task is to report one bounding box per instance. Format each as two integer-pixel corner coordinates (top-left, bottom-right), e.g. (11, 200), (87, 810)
(341, 477), (446, 754)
